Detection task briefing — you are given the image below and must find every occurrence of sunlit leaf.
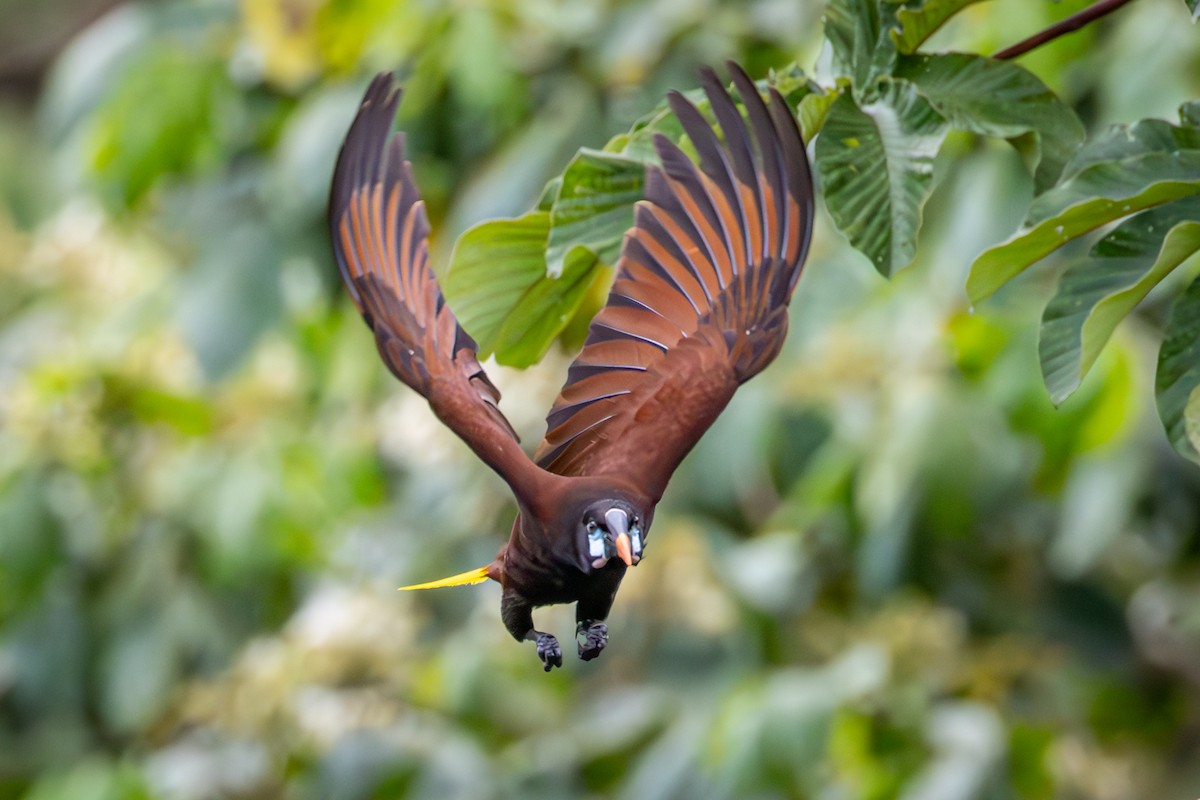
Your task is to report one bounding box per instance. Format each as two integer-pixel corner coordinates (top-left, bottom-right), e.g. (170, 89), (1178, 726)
(890, 0), (990, 54)
(1040, 200), (1200, 404)
(1157, 273), (1200, 463)
(490, 247), (608, 367)
(444, 211), (551, 350)
(545, 149), (645, 276)
(798, 87), (838, 143)
(897, 53), (1083, 192)
(968, 151), (1200, 301)
(769, 63), (821, 105)
(444, 211), (604, 367)
(815, 82), (948, 275)
(618, 89), (696, 161)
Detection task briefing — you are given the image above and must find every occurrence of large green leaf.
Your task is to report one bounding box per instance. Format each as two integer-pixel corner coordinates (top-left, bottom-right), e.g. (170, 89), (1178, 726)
(1157, 273), (1200, 464)
(544, 149), (644, 276)
(815, 82), (948, 276)
(1040, 200), (1200, 404)
(489, 247), (606, 367)
(897, 53), (1083, 192)
(968, 151), (1200, 302)
(890, 0), (990, 54)
(825, 0), (895, 100)
(444, 211), (603, 367)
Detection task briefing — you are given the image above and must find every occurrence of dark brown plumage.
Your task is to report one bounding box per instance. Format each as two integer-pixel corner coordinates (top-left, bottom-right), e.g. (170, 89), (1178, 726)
(329, 62), (814, 670)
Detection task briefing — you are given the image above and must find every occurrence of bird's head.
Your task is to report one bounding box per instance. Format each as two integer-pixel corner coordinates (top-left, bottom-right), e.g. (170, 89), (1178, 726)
(575, 498), (647, 572)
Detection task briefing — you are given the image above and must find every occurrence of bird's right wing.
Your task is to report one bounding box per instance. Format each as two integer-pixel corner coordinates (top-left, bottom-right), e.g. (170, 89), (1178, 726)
(330, 74), (544, 501)
(533, 63), (815, 501)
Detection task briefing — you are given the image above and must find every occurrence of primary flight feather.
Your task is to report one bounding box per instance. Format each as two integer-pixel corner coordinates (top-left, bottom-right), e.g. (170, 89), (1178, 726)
(329, 62), (814, 671)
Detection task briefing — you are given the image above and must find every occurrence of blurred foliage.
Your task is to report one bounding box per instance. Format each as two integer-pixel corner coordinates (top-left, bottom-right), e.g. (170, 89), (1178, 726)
(1, 0), (1199, 799)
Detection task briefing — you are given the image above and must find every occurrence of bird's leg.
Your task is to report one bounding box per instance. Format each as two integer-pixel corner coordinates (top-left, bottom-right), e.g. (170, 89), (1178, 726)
(575, 618), (608, 661)
(575, 588), (617, 662)
(501, 588), (561, 672)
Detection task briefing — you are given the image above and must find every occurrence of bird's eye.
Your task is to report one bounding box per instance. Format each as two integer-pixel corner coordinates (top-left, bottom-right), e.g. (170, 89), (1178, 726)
(585, 520), (598, 534)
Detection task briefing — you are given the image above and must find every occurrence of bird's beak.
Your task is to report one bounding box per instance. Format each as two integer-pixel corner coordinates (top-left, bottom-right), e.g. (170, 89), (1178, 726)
(604, 508), (636, 567)
(615, 533), (634, 567)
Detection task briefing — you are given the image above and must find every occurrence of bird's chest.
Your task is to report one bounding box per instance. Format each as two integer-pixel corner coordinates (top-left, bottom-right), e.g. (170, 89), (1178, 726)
(502, 543), (621, 608)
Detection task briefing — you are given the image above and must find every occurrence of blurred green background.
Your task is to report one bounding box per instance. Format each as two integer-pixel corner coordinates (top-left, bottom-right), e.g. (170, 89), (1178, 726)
(1, 0), (1199, 798)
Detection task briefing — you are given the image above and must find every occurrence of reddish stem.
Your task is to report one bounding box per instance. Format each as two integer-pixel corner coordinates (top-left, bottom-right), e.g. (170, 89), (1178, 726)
(993, 0), (1138, 60)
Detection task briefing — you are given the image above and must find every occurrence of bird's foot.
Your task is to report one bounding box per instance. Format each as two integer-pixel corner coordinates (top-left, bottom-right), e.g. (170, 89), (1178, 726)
(576, 620), (608, 661)
(536, 632), (563, 672)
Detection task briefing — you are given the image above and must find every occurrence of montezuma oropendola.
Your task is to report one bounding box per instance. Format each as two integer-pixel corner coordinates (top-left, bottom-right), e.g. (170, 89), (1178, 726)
(329, 62), (814, 671)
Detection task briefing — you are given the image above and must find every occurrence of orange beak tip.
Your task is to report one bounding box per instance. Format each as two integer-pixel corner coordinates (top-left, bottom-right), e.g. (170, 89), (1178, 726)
(616, 533), (634, 567)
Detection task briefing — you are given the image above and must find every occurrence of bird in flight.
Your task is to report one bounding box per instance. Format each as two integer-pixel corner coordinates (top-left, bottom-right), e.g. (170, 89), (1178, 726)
(329, 61), (814, 671)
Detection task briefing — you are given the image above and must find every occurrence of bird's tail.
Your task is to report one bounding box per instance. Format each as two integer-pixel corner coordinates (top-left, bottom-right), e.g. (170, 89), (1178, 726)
(398, 565), (492, 591)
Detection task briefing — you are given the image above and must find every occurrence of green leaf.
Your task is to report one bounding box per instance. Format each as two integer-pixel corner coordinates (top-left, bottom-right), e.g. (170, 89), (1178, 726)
(1185, 0), (1200, 23)
(444, 211), (550, 353)
(1058, 113), (1200, 185)
(620, 90), (696, 161)
(545, 149), (645, 276)
(769, 63), (821, 105)
(968, 150), (1200, 302)
(444, 211), (604, 367)
(490, 247), (607, 367)
(824, 0), (896, 99)
(537, 176), (562, 211)
(798, 87), (838, 143)
(1181, 100), (1200, 128)
(897, 53), (1083, 192)
(87, 47), (239, 208)
(1040, 200), (1200, 404)
(1157, 273), (1200, 464)
(815, 82), (948, 276)
(891, 0), (990, 54)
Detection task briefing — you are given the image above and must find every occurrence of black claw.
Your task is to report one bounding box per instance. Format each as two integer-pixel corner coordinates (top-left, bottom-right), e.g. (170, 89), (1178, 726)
(536, 633), (562, 672)
(577, 621), (608, 661)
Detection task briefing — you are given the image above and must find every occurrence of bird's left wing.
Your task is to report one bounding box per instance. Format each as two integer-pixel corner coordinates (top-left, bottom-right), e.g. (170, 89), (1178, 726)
(331, 74), (543, 501)
(534, 63), (815, 502)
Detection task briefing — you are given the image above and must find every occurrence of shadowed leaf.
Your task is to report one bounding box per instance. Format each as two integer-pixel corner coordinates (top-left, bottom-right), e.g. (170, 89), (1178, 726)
(897, 53), (1083, 192)
(1040, 200), (1200, 403)
(1158, 273), (1200, 463)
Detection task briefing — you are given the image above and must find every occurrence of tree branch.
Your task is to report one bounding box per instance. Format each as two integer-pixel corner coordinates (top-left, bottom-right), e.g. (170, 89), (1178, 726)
(993, 0), (1137, 60)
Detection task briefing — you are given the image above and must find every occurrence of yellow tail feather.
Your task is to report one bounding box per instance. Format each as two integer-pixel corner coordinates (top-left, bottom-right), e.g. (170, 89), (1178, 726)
(398, 565), (491, 591)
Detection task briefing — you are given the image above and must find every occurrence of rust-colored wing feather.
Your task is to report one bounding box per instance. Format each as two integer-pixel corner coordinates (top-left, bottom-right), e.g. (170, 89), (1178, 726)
(534, 62), (815, 500)
(331, 74), (543, 501)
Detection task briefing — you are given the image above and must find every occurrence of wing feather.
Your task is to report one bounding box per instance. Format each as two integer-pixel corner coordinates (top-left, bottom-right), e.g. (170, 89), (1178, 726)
(534, 62), (815, 500)
(330, 74), (544, 502)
